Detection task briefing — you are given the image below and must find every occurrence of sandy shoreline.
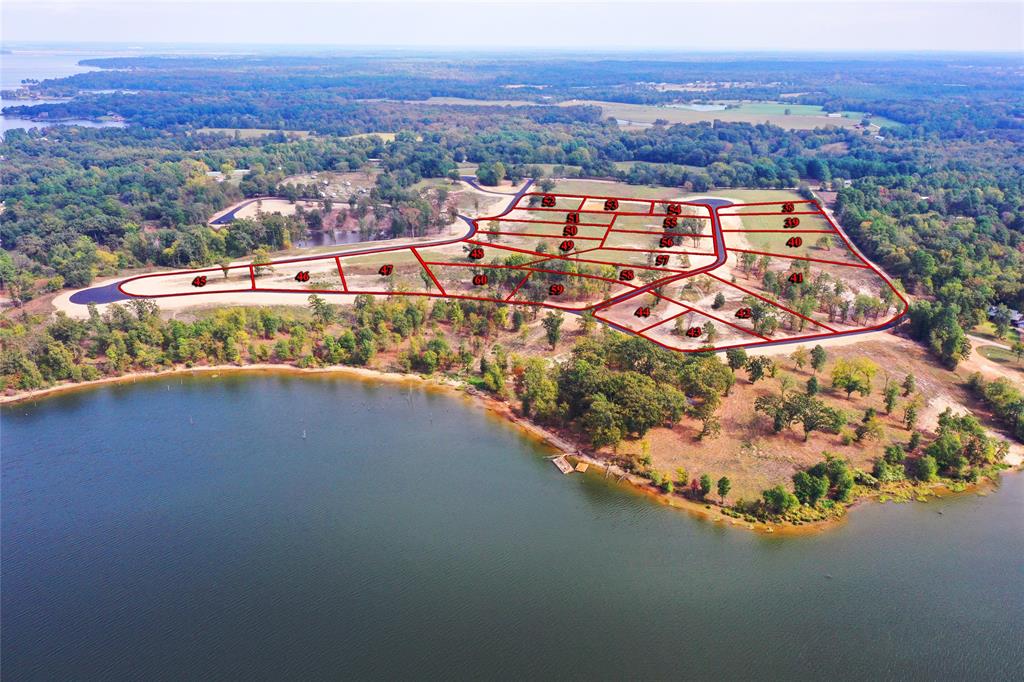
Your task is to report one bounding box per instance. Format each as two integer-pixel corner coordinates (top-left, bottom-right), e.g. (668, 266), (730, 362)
(3, 362), (1018, 534)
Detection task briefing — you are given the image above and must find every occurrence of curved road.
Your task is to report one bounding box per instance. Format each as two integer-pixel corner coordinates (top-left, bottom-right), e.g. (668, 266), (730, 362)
(69, 180), (905, 354)
(71, 178), (534, 306)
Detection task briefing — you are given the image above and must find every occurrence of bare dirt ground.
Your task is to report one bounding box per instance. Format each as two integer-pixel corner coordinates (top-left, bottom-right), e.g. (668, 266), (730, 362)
(611, 334), (1022, 499)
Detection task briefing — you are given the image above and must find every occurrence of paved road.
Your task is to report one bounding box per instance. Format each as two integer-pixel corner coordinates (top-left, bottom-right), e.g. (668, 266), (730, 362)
(209, 198), (261, 225)
(69, 178), (535, 306)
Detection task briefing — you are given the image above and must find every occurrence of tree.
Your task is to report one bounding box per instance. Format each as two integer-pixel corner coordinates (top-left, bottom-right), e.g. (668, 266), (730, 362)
(912, 455), (938, 482)
(717, 476), (731, 505)
(1012, 340), (1024, 364)
(992, 304), (1013, 339)
(518, 357), (558, 421)
(790, 346), (809, 371)
(902, 374), (916, 396)
(810, 345), (828, 373)
(476, 161), (506, 186)
(831, 358), (877, 399)
(580, 393), (624, 448)
(793, 471), (829, 507)
(884, 383), (900, 414)
(778, 373), (795, 400)
(542, 311), (564, 350)
(795, 395), (845, 441)
(712, 292), (726, 309)
(726, 348), (748, 373)
(699, 473), (712, 500)
(251, 247), (273, 277)
(904, 395), (922, 430)
(855, 415), (884, 442)
(806, 375), (820, 396)
(307, 294), (334, 330)
(745, 355), (774, 383)
(762, 485), (799, 515)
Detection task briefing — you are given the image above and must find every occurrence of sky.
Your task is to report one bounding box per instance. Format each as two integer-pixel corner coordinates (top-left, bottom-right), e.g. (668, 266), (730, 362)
(2, 0), (1022, 53)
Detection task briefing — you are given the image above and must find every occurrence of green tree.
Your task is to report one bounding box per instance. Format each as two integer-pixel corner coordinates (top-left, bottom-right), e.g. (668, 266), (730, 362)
(912, 455), (938, 482)
(810, 345), (828, 373)
(745, 355), (774, 383)
(726, 348), (748, 373)
(699, 474), (712, 500)
(542, 310), (565, 350)
(793, 470), (829, 507)
(717, 476), (731, 504)
(252, 247), (273, 277)
(307, 294), (335, 330)
(762, 485), (799, 515)
(580, 393), (624, 448)
(883, 383), (900, 414)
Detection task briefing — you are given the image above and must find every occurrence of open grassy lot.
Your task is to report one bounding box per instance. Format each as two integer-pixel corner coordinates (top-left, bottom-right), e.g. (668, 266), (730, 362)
(558, 100), (901, 130)
(978, 345), (1023, 370)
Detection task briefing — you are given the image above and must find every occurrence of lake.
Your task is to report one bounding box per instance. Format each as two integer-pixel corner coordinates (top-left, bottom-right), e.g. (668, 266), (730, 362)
(1, 49), (126, 134)
(2, 373), (1023, 680)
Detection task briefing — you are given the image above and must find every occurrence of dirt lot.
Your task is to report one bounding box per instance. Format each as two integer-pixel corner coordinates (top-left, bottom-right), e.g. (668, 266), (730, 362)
(609, 333), (1021, 500)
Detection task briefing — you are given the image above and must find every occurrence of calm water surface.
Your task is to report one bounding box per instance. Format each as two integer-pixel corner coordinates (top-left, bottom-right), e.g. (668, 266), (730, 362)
(1, 50), (125, 134)
(3, 374), (1023, 680)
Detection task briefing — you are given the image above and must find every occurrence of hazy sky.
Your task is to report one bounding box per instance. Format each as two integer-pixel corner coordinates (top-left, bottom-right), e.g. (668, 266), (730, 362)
(3, 0), (1022, 52)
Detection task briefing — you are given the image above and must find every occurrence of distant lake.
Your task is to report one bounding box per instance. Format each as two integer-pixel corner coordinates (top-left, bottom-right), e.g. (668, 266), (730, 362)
(1, 50), (125, 134)
(0, 50), (100, 90)
(3, 374), (1023, 679)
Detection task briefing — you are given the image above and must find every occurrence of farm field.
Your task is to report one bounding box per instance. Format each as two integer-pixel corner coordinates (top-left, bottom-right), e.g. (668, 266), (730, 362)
(559, 100), (901, 130)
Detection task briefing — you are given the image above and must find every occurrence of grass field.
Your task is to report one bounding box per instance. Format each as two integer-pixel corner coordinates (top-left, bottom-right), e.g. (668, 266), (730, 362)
(978, 345), (1023, 369)
(548, 180), (806, 204)
(559, 100), (901, 130)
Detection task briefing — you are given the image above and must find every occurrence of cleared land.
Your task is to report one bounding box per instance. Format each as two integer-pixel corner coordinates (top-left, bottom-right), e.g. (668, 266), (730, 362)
(103, 188), (907, 354)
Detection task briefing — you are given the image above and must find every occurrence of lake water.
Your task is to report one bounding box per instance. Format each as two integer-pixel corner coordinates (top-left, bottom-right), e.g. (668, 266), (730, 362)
(0, 51), (101, 90)
(2, 374), (1023, 680)
(1, 50), (125, 134)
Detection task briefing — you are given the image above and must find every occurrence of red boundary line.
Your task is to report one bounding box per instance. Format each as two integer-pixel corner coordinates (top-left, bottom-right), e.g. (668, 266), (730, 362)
(476, 230), (604, 242)
(717, 210), (823, 217)
(650, 290), (773, 341)
(411, 247), (446, 296)
(490, 217), (613, 228)
(721, 229), (837, 234)
(114, 194), (908, 354)
(462, 239), (698, 275)
(703, 271), (839, 334)
(522, 207), (712, 219)
(720, 200), (820, 208)
(599, 213), (618, 248)
(505, 272), (532, 301)
(335, 257), (348, 292)
(608, 227), (715, 239)
(727, 247), (872, 269)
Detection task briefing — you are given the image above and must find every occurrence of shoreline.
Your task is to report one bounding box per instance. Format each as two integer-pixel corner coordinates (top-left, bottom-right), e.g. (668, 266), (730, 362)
(3, 362), (1018, 535)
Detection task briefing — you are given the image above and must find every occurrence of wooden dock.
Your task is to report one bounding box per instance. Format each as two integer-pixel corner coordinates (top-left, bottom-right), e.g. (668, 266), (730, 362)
(552, 456), (574, 474)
